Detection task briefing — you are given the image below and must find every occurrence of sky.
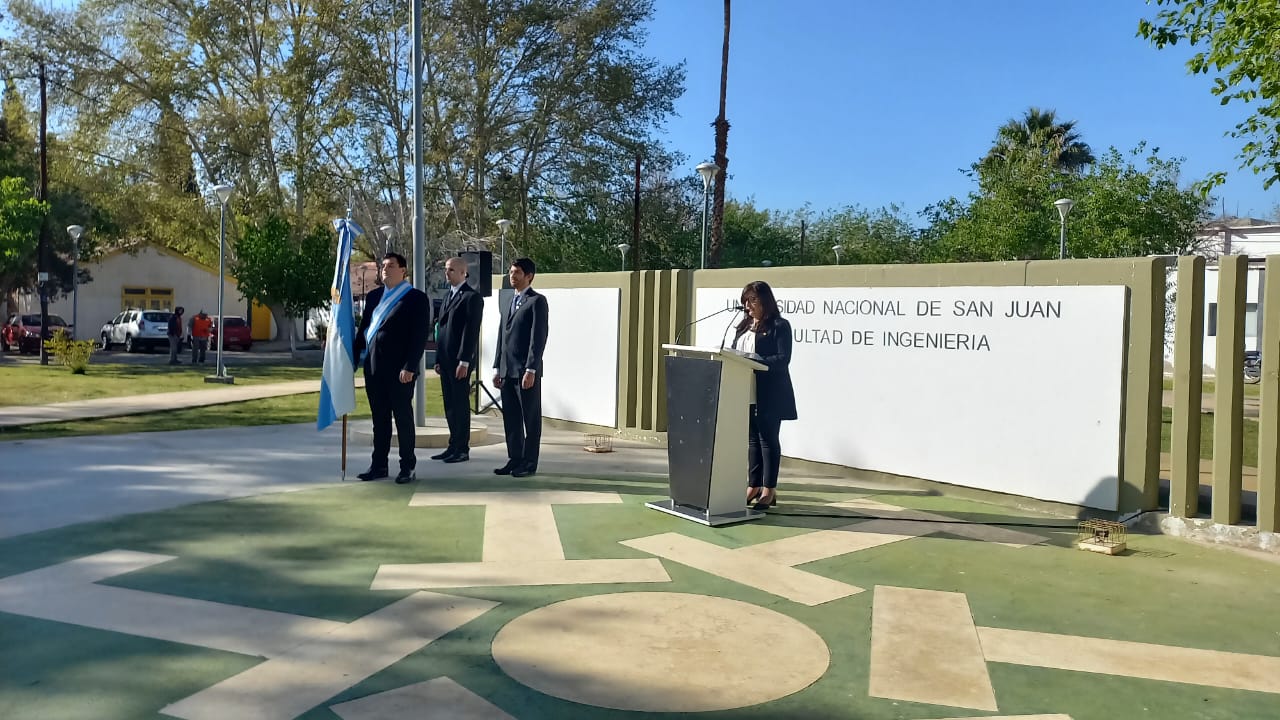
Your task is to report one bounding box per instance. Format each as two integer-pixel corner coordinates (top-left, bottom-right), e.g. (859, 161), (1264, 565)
(641, 0), (1279, 223)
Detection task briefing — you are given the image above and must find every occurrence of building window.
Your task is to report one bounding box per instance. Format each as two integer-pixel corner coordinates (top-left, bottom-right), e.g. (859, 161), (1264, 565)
(121, 287), (174, 311)
(1206, 302), (1257, 338)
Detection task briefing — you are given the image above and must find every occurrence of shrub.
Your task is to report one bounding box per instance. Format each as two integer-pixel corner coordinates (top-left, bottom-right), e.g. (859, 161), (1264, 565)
(43, 328), (97, 374)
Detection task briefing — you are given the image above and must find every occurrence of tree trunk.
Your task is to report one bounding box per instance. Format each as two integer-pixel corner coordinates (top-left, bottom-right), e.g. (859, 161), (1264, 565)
(265, 303), (299, 359)
(709, 0), (731, 268)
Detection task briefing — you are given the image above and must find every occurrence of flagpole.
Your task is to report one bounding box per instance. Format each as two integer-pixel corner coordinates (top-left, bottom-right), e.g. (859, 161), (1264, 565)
(341, 194), (353, 482)
(412, 0), (428, 428)
(321, 211), (359, 479)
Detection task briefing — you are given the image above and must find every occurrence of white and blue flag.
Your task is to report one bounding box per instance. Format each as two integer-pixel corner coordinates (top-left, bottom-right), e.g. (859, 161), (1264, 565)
(317, 218), (360, 430)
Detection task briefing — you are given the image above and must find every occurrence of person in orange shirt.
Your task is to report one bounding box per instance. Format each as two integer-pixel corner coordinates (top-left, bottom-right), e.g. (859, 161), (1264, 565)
(190, 309), (213, 364)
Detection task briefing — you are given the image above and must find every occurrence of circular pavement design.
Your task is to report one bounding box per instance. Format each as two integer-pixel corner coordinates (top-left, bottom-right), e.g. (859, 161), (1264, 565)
(491, 591), (830, 712)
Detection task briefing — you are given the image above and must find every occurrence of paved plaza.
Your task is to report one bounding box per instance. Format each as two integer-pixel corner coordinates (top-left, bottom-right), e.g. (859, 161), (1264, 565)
(1, 402), (1278, 719)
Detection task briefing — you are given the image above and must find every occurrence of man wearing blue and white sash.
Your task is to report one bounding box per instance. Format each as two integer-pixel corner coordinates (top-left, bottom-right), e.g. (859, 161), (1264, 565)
(352, 252), (431, 484)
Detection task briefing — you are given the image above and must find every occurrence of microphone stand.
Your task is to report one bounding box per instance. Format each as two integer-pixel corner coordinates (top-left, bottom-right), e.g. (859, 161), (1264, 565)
(718, 307), (744, 351)
(674, 304), (743, 346)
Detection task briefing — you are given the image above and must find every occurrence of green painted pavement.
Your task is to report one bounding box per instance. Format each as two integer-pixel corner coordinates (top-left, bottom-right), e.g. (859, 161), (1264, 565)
(1, 474), (1278, 720)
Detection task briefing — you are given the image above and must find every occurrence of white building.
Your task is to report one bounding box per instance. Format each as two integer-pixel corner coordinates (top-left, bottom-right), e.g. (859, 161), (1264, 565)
(1165, 220), (1280, 372)
(6, 245), (279, 343)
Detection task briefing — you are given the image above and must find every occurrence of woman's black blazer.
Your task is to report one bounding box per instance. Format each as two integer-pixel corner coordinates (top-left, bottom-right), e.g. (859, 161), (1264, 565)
(738, 316), (798, 422)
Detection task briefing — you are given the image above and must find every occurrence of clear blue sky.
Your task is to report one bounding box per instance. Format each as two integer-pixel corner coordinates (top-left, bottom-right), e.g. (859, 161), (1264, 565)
(642, 0), (1278, 222)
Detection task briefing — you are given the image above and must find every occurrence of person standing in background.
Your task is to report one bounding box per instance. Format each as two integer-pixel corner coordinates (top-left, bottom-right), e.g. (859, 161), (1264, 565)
(432, 257), (484, 463)
(167, 306), (185, 365)
(352, 253), (431, 484)
(190, 309), (212, 364)
(492, 258), (548, 478)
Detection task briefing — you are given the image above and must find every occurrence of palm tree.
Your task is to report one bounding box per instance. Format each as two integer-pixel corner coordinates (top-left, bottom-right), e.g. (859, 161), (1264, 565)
(708, 0), (730, 268)
(979, 107), (1095, 178)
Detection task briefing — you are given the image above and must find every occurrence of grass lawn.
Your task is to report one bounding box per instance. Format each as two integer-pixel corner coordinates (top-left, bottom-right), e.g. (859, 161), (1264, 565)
(0, 386), (447, 441)
(1159, 407), (1259, 467)
(0, 362), (321, 406)
(1162, 376), (1261, 397)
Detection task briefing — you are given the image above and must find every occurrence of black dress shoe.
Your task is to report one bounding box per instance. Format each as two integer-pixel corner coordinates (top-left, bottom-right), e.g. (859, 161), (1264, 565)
(394, 468), (416, 484)
(512, 465), (537, 478)
(430, 450), (454, 460)
(494, 462), (519, 475)
(357, 467), (389, 482)
(443, 453), (469, 464)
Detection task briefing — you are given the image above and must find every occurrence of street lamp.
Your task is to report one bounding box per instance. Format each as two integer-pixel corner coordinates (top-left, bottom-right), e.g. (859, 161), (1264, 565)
(495, 219), (513, 276)
(615, 242), (631, 271)
(66, 225), (83, 339)
(696, 162), (720, 269)
(378, 224), (394, 256)
(207, 184), (235, 384)
(1054, 198), (1075, 259)
(832, 244), (844, 265)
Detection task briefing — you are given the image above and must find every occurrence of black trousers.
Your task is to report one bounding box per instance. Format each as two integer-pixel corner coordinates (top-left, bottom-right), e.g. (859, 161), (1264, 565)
(439, 364), (472, 453)
(747, 404), (783, 489)
(500, 375), (542, 469)
(365, 375), (416, 471)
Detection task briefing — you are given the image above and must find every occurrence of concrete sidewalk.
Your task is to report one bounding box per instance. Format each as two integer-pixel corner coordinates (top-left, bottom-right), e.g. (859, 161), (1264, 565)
(0, 379), (338, 427)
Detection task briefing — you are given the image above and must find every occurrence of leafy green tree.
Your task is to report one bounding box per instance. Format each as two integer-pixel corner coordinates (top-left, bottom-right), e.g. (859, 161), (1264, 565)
(6, 0), (685, 278)
(717, 200), (794, 269)
(1140, 0), (1280, 189)
(923, 143), (1211, 261)
(976, 107), (1095, 183)
(230, 215), (333, 353)
(0, 79), (36, 183)
(809, 205), (922, 265)
(521, 153), (701, 272)
(0, 176), (46, 298)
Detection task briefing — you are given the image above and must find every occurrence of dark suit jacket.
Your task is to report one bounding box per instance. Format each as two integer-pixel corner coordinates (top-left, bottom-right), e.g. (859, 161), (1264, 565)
(353, 283), (431, 382)
(737, 316), (798, 422)
(436, 283), (483, 369)
(494, 288), (548, 378)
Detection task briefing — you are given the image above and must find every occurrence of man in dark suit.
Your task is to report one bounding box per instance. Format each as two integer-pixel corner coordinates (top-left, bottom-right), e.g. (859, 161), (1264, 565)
(492, 257), (548, 478)
(432, 256), (483, 463)
(352, 252), (430, 484)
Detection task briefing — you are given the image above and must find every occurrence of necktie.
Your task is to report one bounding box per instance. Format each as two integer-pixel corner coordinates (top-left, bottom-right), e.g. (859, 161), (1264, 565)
(511, 293), (521, 313)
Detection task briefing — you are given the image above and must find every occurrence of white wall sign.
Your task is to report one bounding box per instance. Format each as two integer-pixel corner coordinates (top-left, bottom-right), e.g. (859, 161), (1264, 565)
(478, 287), (620, 428)
(694, 286), (1127, 509)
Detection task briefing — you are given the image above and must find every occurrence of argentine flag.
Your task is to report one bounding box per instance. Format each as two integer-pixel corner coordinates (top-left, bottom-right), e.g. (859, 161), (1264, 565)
(317, 218), (360, 430)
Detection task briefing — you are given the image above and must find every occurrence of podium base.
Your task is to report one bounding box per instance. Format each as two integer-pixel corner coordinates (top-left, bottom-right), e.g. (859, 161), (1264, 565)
(645, 499), (765, 527)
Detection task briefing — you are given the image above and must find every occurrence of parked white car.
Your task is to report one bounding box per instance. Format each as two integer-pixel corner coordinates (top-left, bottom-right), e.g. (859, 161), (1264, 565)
(100, 309), (172, 352)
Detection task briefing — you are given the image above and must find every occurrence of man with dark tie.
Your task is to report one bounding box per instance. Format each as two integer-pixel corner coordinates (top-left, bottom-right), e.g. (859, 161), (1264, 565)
(352, 252), (430, 484)
(432, 256), (483, 463)
(492, 258), (548, 478)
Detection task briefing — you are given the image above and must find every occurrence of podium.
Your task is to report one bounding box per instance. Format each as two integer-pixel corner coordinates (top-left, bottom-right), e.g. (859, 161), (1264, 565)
(647, 344), (768, 526)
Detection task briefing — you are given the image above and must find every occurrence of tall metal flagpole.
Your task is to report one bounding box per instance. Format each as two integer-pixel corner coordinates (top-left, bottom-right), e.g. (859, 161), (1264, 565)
(412, 0), (428, 426)
(342, 192), (354, 481)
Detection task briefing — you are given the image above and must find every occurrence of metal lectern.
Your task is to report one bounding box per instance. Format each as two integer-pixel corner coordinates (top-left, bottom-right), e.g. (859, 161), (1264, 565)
(647, 344), (768, 526)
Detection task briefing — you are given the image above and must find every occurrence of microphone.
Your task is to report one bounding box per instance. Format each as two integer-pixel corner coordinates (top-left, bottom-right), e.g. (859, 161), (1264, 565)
(675, 303), (743, 346)
(719, 306), (745, 351)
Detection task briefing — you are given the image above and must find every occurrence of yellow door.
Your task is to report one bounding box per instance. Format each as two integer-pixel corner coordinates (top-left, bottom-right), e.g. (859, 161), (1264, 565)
(250, 302), (273, 340)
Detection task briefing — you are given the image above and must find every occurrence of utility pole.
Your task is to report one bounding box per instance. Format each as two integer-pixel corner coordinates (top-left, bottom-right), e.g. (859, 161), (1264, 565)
(37, 59), (50, 366)
(632, 154), (641, 270)
(799, 218), (806, 266)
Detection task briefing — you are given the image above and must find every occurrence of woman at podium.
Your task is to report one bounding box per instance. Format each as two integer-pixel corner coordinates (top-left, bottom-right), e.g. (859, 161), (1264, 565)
(730, 281), (797, 510)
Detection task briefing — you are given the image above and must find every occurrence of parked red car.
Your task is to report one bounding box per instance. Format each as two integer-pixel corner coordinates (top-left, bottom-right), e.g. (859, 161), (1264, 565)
(2, 313), (70, 354)
(210, 315), (253, 351)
